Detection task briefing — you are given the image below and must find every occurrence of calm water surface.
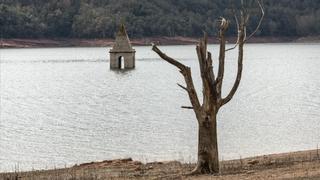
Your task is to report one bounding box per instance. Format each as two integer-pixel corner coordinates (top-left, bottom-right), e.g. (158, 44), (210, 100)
(0, 44), (319, 171)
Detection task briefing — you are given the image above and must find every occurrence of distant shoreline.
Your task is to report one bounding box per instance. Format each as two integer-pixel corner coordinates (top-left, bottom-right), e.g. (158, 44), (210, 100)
(1, 149), (320, 179)
(1, 36), (320, 48)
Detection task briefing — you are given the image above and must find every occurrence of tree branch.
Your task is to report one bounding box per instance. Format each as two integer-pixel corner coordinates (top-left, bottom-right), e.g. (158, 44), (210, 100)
(152, 45), (202, 112)
(221, 47), (243, 106)
(152, 45), (187, 71)
(177, 83), (188, 91)
(221, 0), (264, 107)
(244, 0), (264, 42)
(216, 17), (228, 99)
(226, 10), (240, 52)
(221, 26), (245, 106)
(181, 106), (193, 109)
(206, 52), (215, 83)
(206, 51), (217, 100)
(196, 33), (217, 107)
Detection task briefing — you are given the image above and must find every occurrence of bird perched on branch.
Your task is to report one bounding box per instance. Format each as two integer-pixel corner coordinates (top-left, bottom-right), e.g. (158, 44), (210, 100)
(219, 17), (229, 31)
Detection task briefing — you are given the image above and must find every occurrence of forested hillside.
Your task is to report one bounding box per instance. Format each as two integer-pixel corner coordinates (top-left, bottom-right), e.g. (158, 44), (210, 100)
(0, 0), (319, 39)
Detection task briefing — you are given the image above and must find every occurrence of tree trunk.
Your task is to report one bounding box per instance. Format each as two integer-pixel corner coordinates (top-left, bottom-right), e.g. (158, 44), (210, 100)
(192, 113), (219, 174)
(152, 1), (264, 174)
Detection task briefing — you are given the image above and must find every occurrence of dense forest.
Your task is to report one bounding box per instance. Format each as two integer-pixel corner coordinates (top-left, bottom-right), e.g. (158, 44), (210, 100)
(0, 0), (319, 39)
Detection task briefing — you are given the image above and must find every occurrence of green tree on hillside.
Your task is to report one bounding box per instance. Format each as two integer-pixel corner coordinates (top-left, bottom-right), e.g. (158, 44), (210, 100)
(0, 0), (319, 38)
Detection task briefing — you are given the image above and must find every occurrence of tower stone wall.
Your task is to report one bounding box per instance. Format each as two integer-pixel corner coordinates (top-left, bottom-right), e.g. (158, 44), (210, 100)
(109, 24), (135, 69)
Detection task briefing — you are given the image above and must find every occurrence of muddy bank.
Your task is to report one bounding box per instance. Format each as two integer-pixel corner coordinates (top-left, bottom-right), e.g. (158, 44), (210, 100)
(1, 36), (319, 48)
(1, 149), (320, 179)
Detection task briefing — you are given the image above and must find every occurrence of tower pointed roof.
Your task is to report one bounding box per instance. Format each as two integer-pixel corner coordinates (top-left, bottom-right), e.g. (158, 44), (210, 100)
(110, 24), (135, 52)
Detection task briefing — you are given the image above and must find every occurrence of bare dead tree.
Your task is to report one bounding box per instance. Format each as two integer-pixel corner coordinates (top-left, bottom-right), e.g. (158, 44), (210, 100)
(152, 0), (264, 175)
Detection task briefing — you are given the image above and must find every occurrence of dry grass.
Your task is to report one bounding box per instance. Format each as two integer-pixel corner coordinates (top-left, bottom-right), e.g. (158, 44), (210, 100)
(1, 149), (320, 180)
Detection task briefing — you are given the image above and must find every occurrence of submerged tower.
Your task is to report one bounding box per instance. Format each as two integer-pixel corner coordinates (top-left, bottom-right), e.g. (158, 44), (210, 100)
(109, 24), (135, 69)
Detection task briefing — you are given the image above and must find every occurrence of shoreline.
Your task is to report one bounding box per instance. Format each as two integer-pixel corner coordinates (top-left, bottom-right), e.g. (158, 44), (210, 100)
(1, 36), (320, 48)
(1, 149), (320, 179)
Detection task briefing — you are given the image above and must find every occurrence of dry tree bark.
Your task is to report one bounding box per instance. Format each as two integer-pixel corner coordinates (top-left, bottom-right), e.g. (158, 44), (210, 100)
(152, 0), (264, 175)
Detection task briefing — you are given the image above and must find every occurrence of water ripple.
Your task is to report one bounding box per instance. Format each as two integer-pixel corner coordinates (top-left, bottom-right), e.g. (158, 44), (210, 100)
(1, 44), (320, 172)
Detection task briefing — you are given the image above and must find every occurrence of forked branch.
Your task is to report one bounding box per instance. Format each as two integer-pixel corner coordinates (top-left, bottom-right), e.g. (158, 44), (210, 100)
(226, 0), (264, 51)
(196, 34), (217, 104)
(220, 0), (264, 107)
(221, 24), (245, 106)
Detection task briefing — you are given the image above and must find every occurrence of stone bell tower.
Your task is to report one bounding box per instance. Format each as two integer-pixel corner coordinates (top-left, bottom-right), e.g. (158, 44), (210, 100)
(109, 24), (135, 69)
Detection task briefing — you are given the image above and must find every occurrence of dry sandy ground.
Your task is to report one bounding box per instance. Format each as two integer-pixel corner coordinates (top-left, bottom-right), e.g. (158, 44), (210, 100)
(1, 149), (320, 180)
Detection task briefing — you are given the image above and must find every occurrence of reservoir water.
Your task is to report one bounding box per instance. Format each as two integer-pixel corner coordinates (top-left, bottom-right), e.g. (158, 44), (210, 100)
(0, 44), (319, 171)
